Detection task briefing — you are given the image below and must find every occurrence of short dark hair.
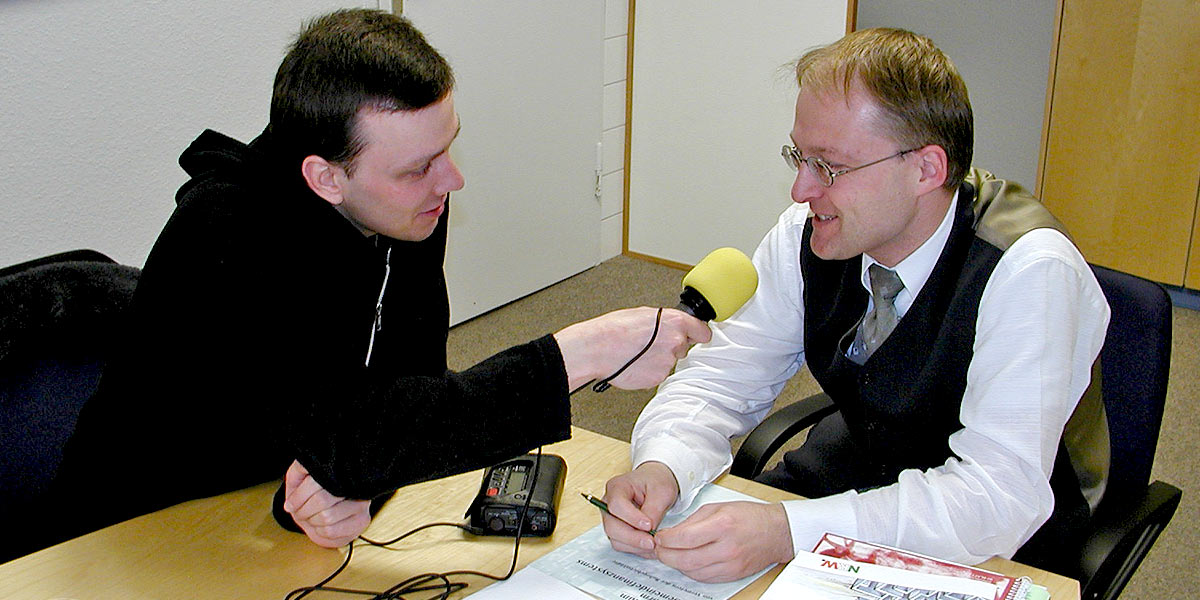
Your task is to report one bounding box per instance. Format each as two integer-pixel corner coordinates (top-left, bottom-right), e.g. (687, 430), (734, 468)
(794, 28), (973, 190)
(269, 9), (454, 171)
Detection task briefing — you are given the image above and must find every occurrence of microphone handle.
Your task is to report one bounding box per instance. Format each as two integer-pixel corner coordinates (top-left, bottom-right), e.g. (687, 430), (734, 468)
(677, 286), (716, 322)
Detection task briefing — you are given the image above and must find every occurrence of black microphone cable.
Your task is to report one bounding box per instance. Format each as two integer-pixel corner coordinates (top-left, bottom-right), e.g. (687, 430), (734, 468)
(284, 448), (546, 599)
(570, 307), (665, 395)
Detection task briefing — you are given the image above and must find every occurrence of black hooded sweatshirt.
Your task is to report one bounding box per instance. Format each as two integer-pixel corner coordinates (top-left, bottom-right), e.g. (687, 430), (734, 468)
(39, 129), (572, 548)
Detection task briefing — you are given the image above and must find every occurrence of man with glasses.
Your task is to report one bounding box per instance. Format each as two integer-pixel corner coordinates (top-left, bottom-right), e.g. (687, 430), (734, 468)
(600, 28), (1110, 583)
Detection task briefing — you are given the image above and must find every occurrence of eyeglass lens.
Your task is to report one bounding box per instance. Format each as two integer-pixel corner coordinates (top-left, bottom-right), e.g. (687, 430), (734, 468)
(781, 145), (833, 186)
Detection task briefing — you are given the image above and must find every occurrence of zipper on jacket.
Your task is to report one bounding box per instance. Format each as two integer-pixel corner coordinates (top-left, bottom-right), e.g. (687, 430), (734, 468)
(365, 245), (392, 367)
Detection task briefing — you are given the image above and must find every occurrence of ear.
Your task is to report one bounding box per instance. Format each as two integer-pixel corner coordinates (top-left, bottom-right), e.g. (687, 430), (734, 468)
(301, 155), (346, 206)
(911, 144), (948, 195)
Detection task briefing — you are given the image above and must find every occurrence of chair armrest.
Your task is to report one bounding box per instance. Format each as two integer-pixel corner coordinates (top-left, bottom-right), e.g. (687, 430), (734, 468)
(1079, 480), (1182, 600)
(730, 392), (836, 479)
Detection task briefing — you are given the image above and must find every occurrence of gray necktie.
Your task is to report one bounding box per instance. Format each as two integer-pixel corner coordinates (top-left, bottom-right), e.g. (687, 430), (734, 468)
(846, 264), (905, 365)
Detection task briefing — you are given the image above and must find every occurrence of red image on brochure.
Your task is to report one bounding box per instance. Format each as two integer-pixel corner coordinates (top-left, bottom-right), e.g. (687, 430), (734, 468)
(812, 533), (1029, 600)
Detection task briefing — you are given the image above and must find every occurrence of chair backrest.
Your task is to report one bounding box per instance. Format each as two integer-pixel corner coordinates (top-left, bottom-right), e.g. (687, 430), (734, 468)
(0, 250), (140, 518)
(1091, 264), (1172, 500)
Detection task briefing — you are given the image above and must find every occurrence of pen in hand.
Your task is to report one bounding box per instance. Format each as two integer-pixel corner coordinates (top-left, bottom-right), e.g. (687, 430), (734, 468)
(580, 491), (657, 536)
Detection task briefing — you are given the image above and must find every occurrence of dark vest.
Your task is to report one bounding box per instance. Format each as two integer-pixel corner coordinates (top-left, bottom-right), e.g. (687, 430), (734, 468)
(792, 169), (1107, 572)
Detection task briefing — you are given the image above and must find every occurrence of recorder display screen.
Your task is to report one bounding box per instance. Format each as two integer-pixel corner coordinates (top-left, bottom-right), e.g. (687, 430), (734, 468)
(507, 470), (527, 491)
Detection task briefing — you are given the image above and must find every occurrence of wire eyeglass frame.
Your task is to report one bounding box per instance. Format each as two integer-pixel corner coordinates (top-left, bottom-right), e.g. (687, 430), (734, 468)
(781, 144), (920, 187)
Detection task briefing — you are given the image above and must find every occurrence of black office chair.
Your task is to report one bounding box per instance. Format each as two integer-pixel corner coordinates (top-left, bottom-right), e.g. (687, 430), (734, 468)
(0, 249), (140, 557)
(731, 263), (1181, 600)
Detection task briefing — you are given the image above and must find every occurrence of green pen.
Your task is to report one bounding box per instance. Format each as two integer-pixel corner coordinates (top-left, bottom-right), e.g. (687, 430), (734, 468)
(580, 492), (657, 536)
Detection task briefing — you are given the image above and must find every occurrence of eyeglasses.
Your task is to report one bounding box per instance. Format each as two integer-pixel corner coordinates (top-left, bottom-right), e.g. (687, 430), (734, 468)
(781, 144), (919, 187)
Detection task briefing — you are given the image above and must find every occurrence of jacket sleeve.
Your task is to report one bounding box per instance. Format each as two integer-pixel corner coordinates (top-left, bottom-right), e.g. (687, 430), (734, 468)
(287, 334), (572, 500)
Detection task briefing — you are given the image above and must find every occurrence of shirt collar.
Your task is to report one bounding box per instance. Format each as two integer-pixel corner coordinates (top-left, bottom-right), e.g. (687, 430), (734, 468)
(858, 188), (960, 318)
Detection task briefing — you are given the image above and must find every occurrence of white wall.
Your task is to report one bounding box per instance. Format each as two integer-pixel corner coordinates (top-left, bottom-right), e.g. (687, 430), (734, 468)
(856, 1), (1057, 188)
(5, 2), (1045, 275)
(627, 2), (847, 265)
(0, 0), (375, 268)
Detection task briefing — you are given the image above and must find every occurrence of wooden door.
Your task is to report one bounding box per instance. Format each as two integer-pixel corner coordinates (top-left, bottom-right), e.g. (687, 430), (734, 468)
(1038, 0), (1200, 286)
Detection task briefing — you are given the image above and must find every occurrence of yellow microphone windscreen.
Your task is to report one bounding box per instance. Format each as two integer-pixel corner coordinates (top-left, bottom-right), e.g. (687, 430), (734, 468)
(681, 247), (758, 321)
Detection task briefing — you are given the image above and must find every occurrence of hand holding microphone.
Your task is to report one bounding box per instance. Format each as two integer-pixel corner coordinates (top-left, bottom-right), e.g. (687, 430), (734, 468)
(553, 248), (758, 392)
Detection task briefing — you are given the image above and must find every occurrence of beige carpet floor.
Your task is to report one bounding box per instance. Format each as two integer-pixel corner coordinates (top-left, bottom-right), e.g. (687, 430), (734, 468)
(447, 255), (1197, 598)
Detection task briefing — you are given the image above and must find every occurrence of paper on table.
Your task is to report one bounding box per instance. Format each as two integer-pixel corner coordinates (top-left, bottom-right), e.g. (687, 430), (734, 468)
(467, 566), (594, 599)
(528, 484), (773, 600)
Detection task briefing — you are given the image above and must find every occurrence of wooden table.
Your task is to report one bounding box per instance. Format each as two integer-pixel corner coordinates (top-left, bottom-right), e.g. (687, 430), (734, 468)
(0, 427), (1080, 599)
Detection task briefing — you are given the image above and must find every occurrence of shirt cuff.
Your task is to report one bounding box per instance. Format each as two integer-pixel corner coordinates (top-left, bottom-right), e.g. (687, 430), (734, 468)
(781, 490), (860, 555)
(632, 434), (717, 513)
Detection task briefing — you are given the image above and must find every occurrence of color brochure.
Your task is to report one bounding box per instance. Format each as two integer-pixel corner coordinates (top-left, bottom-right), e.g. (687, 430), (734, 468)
(472, 484), (772, 600)
(758, 532), (1050, 600)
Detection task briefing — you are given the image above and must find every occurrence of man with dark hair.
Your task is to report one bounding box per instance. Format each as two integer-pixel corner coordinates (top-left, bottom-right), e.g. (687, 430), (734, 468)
(601, 28), (1109, 582)
(16, 8), (707, 560)
(270, 9), (457, 172)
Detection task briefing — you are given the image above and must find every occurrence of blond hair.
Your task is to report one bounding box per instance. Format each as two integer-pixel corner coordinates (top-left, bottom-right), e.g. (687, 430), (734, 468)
(794, 28), (973, 189)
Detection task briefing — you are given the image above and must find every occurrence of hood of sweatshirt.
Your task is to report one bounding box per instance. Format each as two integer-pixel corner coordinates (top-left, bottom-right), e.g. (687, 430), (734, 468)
(172, 127), (378, 248)
(175, 129), (275, 205)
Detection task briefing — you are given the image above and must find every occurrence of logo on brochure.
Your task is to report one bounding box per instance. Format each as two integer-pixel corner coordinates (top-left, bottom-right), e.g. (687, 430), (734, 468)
(818, 558), (862, 574)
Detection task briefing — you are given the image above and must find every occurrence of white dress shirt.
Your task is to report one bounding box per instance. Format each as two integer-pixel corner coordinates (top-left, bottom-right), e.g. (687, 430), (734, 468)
(631, 194), (1110, 565)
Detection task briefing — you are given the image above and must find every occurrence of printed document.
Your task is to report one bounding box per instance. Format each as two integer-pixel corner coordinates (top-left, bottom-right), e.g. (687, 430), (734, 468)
(529, 484), (770, 600)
